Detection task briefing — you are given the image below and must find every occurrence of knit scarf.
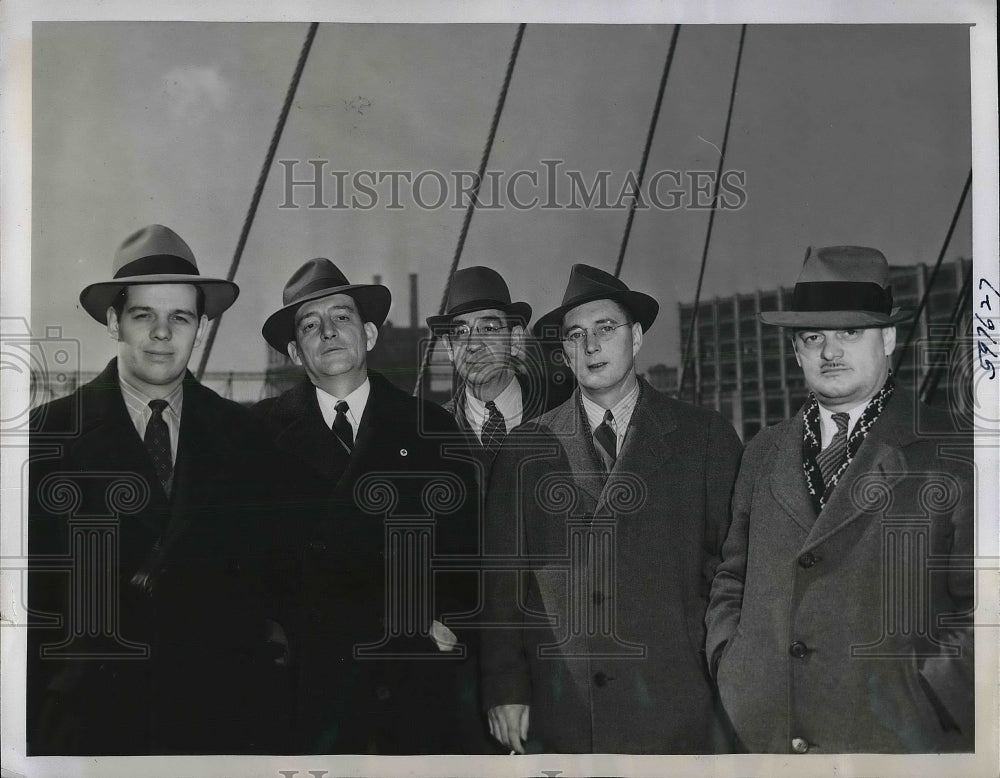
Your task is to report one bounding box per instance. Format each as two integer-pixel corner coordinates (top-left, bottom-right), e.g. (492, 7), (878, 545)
(802, 373), (895, 513)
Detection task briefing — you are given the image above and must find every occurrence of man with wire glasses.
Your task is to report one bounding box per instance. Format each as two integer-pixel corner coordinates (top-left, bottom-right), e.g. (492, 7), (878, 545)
(427, 266), (551, 482)
(480, 263), (743, 753)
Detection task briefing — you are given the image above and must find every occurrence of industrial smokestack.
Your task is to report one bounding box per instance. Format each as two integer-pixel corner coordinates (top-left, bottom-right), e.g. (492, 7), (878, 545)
(409, 273), (419, 329)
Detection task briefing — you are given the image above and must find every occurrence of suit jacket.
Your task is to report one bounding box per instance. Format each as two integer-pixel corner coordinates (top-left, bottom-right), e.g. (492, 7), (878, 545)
(27, 359), (290, 755)
(706, 388), (975, 753)
(480, 379), (743, 753)
(253, 371), (479, 754)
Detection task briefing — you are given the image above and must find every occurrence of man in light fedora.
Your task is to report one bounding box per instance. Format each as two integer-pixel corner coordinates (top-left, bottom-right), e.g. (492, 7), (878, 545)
(28, 225), (290, 755)
(481, 263), (743, 753)
(253, 258), (479, 754)
(706, 246), (974, 753)
(427, 266), (551, 480)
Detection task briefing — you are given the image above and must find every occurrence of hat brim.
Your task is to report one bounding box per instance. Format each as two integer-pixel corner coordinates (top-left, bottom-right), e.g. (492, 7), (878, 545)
(426, 301), (532, 333)
(758, 307), (913, 328)
(532, 290), (659, 339)
(262, 283), (391, 353)
(80, 275), (240, 323)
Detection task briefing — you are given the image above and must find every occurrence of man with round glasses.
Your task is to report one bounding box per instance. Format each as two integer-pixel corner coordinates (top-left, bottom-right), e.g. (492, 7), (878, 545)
(427, 266), (550, 474)
(480, 263), (743, 753)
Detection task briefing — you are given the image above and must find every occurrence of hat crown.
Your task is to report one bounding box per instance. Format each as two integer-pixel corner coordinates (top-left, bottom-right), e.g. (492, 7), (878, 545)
(444, 266), (514, 313)
(112, 224), (200, 278)
(797, 245), (890, 286)
(282, 258), (352, 306)
(561, 264), (629, 306)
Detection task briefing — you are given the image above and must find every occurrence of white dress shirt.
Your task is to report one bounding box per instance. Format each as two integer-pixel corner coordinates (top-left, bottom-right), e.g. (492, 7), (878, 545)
(580, 378), (640, 456)
(315, 378), (371, 433)
(120, 376), (183, 464)
(463, 374), (523, 443)
(817, 399), (869, 449)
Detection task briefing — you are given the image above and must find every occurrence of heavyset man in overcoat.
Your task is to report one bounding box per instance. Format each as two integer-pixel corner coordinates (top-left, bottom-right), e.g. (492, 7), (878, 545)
(706, 246), (975, 753)
(481, 264), (743, 753)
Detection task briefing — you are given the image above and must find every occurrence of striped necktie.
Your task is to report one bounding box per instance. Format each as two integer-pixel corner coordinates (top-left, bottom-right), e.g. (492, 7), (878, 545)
(593, 409), (617, 472)
(815, 412), (850, 490)
(481, 400), (507, 458)
(333, 400), (354, 452)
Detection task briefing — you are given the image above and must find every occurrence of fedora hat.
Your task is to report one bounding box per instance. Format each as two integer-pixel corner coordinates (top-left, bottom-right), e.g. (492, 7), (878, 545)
(262, 257), (391, 352)
(533, 264), (659, 338)
(425, 266), (532, 333)
(79, 224), (239, 323)
(759, 245), (913, 328)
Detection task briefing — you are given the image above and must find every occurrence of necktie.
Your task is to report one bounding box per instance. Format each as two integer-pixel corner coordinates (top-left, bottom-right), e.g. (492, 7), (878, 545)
(815, 412), (850, 489)
(481, 400), (507, 458)
(593, 409), (617, 472)
(333, 400), (354, 452)
(144, 399), (173, 495)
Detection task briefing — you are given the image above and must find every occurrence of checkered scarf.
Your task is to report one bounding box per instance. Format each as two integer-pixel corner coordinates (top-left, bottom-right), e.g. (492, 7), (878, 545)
(802, 373), (895, 513)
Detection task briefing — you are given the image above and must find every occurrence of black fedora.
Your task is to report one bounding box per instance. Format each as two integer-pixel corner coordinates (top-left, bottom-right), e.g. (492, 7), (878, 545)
(533, 264), (659, 338)
(759, 245), (913, 328)
(425, 266), (532, 333)
(262, 258), (391, 352)
(79, 224), (239, 323)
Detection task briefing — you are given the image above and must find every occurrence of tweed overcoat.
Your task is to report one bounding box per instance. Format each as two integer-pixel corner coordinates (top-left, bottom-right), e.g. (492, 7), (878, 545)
(480, 379), (743, 753)
(706, 388), (975, 753)
(28, 359), (290, 755)
(253, 371), (479, 753)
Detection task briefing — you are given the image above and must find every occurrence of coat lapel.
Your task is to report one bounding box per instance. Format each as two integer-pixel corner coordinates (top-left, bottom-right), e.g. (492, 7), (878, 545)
(595, 382), (675, 514)
(767, 415), (818, 535)
(273, 380), (351, 486)
(546, 391), (609, 510)
(803, 391), (915, 550)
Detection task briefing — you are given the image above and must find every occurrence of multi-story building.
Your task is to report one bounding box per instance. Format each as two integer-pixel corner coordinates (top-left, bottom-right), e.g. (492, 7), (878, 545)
(677, 258), (972, 441)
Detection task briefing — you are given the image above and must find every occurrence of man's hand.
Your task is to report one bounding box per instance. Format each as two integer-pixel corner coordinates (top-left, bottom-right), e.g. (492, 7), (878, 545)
(488, 704), (530, 753)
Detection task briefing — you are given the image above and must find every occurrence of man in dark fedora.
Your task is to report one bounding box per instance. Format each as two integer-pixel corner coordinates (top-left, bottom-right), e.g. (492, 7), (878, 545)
(481, 263), (743, 753)
(253, 258), (479, 754)
(427, 266), (550, 481)
(28, 224), (290, 755)
(706, 246), (974, 753)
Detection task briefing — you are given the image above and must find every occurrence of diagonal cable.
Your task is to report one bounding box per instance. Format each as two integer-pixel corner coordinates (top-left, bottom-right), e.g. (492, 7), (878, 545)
(196, 22), (320, 380)
(613, 24), (681, 278)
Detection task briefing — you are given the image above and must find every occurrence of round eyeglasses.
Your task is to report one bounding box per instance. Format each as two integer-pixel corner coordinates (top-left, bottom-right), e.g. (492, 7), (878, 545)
(562, 322), (632, 345)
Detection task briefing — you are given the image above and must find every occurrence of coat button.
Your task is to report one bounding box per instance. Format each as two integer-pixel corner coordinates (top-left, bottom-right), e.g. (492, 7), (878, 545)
(375, 684), (391, 701)
(789, 641), (809, 659)
(593, 671), (609, 687)
(593, 591), (604, 605)
(798, 552), (817, 568)
(791, 737), (809, 753)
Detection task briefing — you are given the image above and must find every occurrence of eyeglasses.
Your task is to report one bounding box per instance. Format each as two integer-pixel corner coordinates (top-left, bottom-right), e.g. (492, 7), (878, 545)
(449, 321), (509, 340)
(562, 322), (632, 345)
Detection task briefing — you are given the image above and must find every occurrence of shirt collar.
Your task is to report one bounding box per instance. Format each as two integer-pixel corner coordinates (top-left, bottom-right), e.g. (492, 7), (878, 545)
(315, 378), (370, 430)
(816, 397), (870, 445)
(119, 374), (183, 419)
(464, 374), (522, 430)
(580, 378), (640, 437)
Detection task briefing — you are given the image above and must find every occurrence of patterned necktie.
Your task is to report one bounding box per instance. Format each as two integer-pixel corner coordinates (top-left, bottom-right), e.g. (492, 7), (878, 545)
(144, 399), (173, 495)
(593, 409), (617, 472)
(481, 400), (507, 458)
(815, 412), (850, 489)
(333, 400), (354, 452)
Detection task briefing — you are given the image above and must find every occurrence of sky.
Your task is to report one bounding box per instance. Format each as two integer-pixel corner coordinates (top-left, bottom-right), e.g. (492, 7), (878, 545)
(30, 22), (973, 376)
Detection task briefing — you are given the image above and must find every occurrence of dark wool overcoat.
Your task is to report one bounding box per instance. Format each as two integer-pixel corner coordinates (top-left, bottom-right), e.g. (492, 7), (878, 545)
(253, 371), (479, 754)
(28, 359), (291, 755)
